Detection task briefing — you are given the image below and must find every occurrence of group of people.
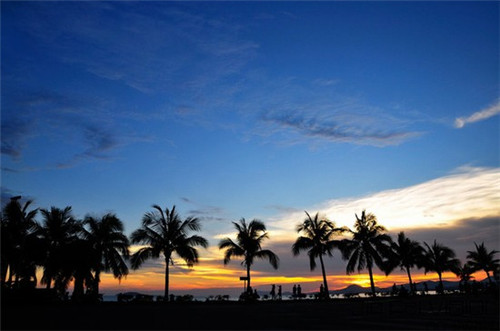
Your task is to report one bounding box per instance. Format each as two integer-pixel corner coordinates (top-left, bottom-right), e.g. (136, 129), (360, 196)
(269, 284), (282, 300)
(292, 284), (304, 299)
(269, 284), (306, 300)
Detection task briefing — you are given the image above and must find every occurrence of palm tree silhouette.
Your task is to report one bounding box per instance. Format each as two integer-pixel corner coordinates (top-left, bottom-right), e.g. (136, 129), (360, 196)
(39, 206), (81, 290)
(339, 211), (392, 297)
(423, 240), (460, 293)
(466, 242), (499, 286)
(1, 197), (39, 288)
(385, 232), (424, 294)
(219, 218), (279, 293)
(454, 262), (475, 293)
(82, 213), (130, 298)
(130, 205), (208, 300)
(292, 211), (346, 299)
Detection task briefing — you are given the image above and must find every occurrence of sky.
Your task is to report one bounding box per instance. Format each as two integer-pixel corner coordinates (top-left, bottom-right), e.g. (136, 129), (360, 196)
(1, 1), (499, 297)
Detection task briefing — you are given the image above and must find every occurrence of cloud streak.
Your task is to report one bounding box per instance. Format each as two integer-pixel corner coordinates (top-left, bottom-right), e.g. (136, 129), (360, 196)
(269, 166), (500, 238)
(455, 100), (500, 128)
(261, 111), (421, 147)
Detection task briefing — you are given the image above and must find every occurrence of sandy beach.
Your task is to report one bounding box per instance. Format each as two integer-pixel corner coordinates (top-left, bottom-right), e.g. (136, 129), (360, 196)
(2, 294), (498, 330)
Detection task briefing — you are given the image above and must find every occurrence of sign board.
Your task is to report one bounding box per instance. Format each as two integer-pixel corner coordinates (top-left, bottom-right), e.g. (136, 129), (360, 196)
(239, 277), (249, 281)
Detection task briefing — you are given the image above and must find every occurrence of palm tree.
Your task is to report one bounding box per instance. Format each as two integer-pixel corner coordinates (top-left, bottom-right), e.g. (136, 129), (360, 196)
(292, 211), (346, 299)
(422, 240), (460, 293)
(130, 205), (208, 300)
(339, 211), (392, 297)
(454, 262), (475, 293)
(82, 213), (130, 298)
(39, 206), (81, 290)
(466, 242), (499, 286)
(385, 232), (424, 294)
(1, 197), (40, 288)
(219, 218), (279, 293)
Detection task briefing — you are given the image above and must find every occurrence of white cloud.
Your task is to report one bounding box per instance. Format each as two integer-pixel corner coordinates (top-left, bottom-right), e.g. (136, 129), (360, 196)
(455, 101), (500, 128)
(270, 166), (500, 238)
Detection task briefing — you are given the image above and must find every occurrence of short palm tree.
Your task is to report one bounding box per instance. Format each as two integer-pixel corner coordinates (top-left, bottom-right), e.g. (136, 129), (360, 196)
(292, 211), (346, 299)
(385, 232), (424, 294)
(1, 197), (39, 288)
(466, 242), (499, 286)
(454, 262), (475, 293)
(82, 213), (130, 297)
(219, 218), (279, 293)
(130, 205), (208, 300)
(39, 206), (81, 290)
(423, 240), (460, 293)
(339, 211), (392, 297)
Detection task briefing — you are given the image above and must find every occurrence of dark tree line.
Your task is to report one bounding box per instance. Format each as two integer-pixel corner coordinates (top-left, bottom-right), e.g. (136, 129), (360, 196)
(292, 210), (499, 298)
(2, 196), (498, 302)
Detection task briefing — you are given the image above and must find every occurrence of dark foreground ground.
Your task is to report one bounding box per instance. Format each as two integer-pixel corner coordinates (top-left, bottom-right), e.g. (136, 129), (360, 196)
(2, 294), (499, 330)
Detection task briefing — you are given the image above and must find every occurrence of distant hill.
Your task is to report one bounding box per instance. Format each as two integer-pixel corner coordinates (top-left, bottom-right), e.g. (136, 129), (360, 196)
(325, 278), (492, 295)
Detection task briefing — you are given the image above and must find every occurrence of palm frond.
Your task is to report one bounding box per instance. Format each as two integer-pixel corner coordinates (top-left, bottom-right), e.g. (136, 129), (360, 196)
(254, 249), (279, 269)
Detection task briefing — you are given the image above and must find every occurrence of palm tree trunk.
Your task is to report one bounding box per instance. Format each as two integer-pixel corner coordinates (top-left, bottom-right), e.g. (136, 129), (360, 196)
(73, 274), (84, 302)
(318, 254), (329, 299)
(164, 257), (170, 301)
(485, 270), (492, 285)
(246, 264), (251, 293)
(94, 269), (101, 297)
(438, 272), (443, 294)
(367, 264), (376, 297)
(406, 267), (413, 294)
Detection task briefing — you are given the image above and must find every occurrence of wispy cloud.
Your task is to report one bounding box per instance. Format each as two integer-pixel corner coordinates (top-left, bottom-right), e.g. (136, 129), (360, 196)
(1, 118), (33, 159)
(269, 166), (500, 239)
(1, 89), (151, 169)
(454, 100), (500, 128)
(261, 111), (420, 147)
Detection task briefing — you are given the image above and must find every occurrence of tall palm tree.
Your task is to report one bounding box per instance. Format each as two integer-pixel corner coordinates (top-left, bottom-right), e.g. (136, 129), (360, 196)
(39, 206), (81, 290)
(423, 240), (460, 293)
(292, 211), (346, 299)
(1, 197), (40, 288)
(219, 218), (279, 293)
(385, 232), (424, 294)
(130, 205), (208, 300)
(339, 211), (392, 297)
(466, 242), (499, 286)
(82, 213), (130, 297)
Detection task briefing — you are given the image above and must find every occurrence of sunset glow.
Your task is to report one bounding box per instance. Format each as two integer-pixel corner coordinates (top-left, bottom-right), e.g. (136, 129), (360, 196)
(3, 1), (499, 299)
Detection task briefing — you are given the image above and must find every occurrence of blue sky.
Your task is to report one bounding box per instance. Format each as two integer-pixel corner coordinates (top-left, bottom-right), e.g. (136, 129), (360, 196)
(2, 1), (499, 293)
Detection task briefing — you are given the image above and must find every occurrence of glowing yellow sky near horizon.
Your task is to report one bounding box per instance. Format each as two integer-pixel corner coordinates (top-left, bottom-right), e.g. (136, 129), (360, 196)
(37, 166), (499, 294)
(97, 166), (498, 293)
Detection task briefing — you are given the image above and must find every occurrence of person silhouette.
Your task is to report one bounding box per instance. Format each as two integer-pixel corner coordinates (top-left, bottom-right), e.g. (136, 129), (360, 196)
(278, 285), (282, 300)
(297, 284), (302, 298)
(270, 284), (276, 300)
(292, 284), (297, 298)
(319, 283), (324, 299)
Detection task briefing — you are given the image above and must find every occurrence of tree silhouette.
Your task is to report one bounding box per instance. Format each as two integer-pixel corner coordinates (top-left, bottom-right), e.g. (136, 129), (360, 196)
(39, 206), (81, 291)
(454, 262), (475, 293)
(1, 197), (40, 288)
(292, 211), (346, 299)
(339, 211), (392, 297)
(423, 240), (460, 293)
(466, 242), (499, 286)
(219, 218), (279, 293)
(385, 232), (424, 294)
(82, 213), (130, 298)
(130, 205), (207, 300)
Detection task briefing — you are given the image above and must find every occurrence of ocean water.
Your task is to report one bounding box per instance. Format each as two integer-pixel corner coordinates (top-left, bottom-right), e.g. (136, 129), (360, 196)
(102, 290), (439, 302)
